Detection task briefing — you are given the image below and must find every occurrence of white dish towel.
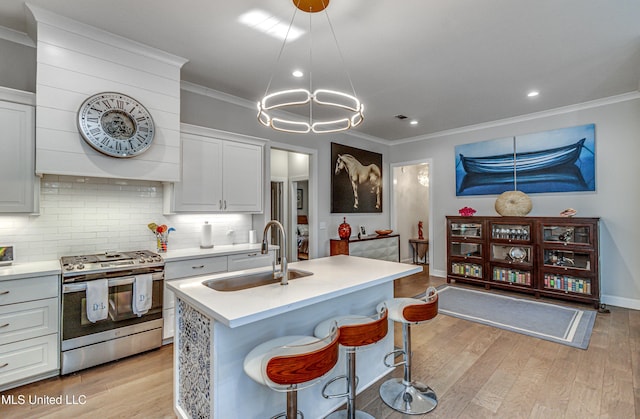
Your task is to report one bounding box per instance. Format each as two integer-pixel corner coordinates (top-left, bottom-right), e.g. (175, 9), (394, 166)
(85, 279), (109, 323)
(132, 273), (153, 317)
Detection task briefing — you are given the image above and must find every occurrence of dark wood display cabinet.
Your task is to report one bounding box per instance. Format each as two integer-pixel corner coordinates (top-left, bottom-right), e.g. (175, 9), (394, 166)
(446, 216), (600, 308)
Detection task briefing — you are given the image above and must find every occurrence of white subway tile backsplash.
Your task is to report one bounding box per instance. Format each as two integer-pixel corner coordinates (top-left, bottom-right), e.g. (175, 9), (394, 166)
(0, 174), (253, 263)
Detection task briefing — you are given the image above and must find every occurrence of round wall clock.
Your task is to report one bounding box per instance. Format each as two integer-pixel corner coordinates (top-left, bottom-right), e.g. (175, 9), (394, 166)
(77, 92), (155, 158)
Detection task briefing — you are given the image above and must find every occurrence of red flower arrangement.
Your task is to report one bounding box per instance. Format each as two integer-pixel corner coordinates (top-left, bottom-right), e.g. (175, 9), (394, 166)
(458, 206), (476, 217)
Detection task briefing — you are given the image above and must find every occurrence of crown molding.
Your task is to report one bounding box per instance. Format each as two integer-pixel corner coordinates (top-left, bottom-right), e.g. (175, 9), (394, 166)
(395, 91), (640, 145)
(0, 86), (36, 105)
(0, 25), (35, 47)
(180, 122), (268, 146)
(26, 3), (188, 68)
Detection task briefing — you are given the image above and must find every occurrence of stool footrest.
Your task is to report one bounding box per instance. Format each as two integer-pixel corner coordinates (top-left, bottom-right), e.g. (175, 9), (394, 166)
(322, 374), (359, 399)
(324, 409), (375, 419)
(383, 349), (406, 368)
(270, 411), (302, 419)
(379, 377), (437, 415)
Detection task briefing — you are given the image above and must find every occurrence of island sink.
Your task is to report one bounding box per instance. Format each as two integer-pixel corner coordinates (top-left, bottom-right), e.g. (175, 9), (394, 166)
(202, 269), (313, 292)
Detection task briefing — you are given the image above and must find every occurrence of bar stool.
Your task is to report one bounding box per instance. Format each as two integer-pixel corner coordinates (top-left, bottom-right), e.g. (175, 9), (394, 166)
(377, 286), (438, 415)
(314, 306), (388, 419)
(243, 324), (340, 419)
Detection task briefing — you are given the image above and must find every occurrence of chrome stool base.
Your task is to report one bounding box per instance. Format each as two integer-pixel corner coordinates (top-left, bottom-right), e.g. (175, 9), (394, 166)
(324, 409), (375, 419)
(379, 378), (437, 415)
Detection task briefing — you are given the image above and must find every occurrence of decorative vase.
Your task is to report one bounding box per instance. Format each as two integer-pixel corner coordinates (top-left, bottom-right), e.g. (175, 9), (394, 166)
(338, 217), (351, 239)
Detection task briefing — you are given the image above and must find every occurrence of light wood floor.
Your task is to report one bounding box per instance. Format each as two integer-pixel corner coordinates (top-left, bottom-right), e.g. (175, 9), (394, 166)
(2, 265), (638, 418)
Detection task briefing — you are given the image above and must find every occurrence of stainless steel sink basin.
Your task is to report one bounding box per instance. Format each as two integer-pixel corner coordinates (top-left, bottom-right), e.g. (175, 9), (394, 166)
(202, 269), (313, 292)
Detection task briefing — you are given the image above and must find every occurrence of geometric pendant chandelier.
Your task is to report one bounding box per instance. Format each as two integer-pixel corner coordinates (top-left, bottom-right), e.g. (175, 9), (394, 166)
(257, 0), (364, 134)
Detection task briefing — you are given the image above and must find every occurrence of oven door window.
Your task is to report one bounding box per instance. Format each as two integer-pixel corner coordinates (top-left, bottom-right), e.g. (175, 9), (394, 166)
(63, 280), (163, 341)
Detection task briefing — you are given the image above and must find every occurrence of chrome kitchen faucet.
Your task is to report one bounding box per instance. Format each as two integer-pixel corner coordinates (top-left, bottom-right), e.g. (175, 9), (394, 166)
(261, 220), (288, 285)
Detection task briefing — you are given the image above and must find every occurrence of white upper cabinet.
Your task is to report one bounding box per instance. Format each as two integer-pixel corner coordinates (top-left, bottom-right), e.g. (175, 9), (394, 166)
(222, 141), (263, 212)
(0, 99), (39, 213)
(170, 125), (264, 213)
(173, 134), (224, 212)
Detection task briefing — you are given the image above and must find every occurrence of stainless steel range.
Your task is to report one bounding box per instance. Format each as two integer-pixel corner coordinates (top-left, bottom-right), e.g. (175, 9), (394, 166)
(60, 250), (164, 375)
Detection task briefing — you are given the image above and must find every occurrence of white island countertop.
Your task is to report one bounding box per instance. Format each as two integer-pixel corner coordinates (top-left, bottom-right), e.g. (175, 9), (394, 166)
(167, 255), (422, 328)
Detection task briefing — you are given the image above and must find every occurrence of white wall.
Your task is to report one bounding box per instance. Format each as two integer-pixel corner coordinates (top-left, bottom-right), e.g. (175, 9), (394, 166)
(0, 38), (35, 92)
(0, 174), (251, 263)
(391, 96), (640, 309)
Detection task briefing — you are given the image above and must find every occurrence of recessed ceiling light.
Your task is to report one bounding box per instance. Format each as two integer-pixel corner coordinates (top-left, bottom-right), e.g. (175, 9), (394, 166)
(292, 70), (304, 78)
(527, 90), (540, 98)
(410, 120), (418, 125)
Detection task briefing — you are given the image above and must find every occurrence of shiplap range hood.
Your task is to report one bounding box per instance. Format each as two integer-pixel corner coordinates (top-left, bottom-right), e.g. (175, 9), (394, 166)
(28, 4), (187, 182)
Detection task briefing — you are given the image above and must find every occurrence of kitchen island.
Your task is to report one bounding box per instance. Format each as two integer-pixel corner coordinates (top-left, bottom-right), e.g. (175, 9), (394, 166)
(166, 255), (421, 419)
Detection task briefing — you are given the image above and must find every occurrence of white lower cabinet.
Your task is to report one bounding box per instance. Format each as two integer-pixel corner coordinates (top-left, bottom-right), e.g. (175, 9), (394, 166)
(162, 250), (275, 341)
(0, 275), (60, 391)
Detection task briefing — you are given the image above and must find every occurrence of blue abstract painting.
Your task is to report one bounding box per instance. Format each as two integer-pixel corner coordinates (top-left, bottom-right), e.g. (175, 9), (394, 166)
(455, 124), (596, 196)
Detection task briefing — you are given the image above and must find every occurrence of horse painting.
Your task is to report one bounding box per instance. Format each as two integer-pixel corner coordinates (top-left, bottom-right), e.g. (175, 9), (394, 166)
(335, 154), (381, 210)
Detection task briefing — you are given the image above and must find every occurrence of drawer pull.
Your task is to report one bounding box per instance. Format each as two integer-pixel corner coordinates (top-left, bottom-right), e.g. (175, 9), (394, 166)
(0, 291), (9, 295)
(247, 253), (258, 257)
(0, 363), (7, 369)
(0, 323), (9, 328)
(192, 265), (205, 269)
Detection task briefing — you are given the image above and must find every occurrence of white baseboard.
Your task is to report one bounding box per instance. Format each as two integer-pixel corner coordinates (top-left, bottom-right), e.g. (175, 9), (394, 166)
(600, 294), (640, 310)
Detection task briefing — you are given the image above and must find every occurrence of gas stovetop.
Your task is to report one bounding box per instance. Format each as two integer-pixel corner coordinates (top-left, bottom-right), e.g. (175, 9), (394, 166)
(61, 250), (164, 275)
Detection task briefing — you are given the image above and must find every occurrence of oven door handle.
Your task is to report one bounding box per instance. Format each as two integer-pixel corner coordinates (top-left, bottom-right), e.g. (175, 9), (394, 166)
(63, 273), (163, 294)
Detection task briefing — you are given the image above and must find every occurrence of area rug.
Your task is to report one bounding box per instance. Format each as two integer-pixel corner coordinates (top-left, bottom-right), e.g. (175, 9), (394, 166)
(430, 285), (596, 349)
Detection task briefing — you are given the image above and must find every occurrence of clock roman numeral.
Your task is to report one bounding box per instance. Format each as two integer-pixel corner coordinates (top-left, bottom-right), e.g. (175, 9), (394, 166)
(101, 100), (112, 109)
(116, 100), (125, 109)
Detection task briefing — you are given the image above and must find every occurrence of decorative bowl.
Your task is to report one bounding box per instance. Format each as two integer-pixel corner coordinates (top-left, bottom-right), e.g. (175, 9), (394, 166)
(375, 229), (393, 236)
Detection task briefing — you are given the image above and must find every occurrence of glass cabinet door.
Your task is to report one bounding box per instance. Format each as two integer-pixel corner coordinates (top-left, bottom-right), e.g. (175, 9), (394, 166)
(450, 222), (482, 239)
(543, 249), (592, 270)
(450, 242), (482, 258)
(542, 225), (591, 245)
(490, 244), (533, 265)
(451, 262), (482, 278)
(490, 223), (531, 241)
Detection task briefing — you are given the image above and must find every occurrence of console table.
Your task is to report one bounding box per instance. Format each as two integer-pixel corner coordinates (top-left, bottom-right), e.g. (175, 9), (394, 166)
(330, 234), (400, 262)
(409, 238), (429, 264)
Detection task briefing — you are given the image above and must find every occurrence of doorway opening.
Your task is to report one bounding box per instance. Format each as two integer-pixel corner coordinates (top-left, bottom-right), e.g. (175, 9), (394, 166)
(391, 160), (432, 264)
(270, 149), (311, 263)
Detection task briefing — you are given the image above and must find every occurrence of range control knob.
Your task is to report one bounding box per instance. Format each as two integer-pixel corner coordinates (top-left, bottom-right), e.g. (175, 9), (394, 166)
(64, 264), (74, 271)
(139, 258), (146, 263)
(76, 263), (85, 270)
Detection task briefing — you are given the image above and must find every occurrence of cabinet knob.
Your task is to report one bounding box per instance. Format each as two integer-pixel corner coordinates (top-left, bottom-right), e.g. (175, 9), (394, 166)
(0, 323), (8, 328)
(0, 290), (9, 295)
(0, 363), (8, 369)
